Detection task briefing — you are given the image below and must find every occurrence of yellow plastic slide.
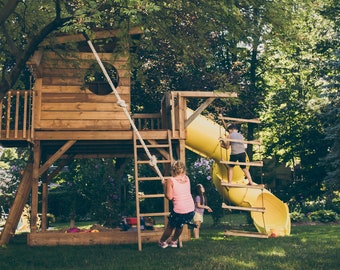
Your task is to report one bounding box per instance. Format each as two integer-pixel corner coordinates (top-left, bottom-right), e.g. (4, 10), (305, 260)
(185, 108), (291, 236)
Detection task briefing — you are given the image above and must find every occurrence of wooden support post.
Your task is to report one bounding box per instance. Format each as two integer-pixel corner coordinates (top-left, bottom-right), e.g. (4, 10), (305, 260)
(41, 180), (48, 232)
(31, 141), (41, 233)
(0, 163), (33, 245)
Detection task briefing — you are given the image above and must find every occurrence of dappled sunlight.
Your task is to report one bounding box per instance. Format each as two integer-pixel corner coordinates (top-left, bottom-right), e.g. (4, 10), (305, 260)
(258, 247), (286, 257)
(210, 256), (256, 268)
(210, 236), (227, 241)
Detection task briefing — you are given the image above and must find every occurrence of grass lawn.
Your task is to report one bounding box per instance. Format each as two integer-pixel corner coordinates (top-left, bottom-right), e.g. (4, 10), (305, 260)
(0, 214), (339, 270)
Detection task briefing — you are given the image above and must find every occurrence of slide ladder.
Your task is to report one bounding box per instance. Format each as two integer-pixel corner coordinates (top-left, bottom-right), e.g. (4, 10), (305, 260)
(218, 115), (268, 238)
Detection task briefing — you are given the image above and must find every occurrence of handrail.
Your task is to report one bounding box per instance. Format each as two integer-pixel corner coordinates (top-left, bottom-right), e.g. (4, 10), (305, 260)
(132, 113), (162, 130)
(0, 90), (33, 140)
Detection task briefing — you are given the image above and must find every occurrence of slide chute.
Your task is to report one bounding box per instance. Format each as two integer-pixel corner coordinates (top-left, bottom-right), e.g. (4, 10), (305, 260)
(185, 108), (290, 236)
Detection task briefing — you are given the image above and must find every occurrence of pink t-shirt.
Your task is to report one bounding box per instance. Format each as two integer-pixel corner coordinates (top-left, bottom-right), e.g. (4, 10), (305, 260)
(171, 176), (195, 214)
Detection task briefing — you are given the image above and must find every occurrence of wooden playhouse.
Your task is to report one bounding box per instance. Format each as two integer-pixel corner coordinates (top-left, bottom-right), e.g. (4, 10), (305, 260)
(0, 29), (235, 250)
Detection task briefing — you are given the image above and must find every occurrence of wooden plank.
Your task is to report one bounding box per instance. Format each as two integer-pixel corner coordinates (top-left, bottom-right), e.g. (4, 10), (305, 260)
(40, 111), (128, 120)
(42, 77), (84, 85)
(219, 116), (261, 124)
(33, 130), (174, 140)
(38, 140), (76, 176)
(224, 230), (268, 238)
(41, 60), (129, 70)
(136, 160), (171, 165)
(15, 92), (20, 138)
(27, 227), (190, 247)
(23, 91), (28, 138)
(172, 91), (238, 98)
(0, 164), (33, 246)
(6, 92), (11, 138)
(41, 102), (125, 111)
(42, 51), (128, 62)
(34, 131), (133, 140)
(35, 119), (131, 130)
(223, 138), (261, 145)
(220, 160), (263, 167)
(41, 85), (130, 94)
(39, 27), (142, 45)
(41, 92), (129, 103)
(139, 212), (170, 217)
(138, 194), (165, 199)
(221, 203), (265, 212)
(220, 182), (265, 189)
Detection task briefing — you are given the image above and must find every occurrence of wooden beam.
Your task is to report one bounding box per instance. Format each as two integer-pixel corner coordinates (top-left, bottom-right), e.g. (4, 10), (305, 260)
(40, 27), (143, 45)
(38, 140), (76, 176)
(0, 163), (33, 245)
(223, 138), (261, 145)
(185, 97), (215, 128)
(172, 91), (238, 98)
(219, 116), (260, 124)
(31, 141), (41, 233)
(45, 155), (75, 184)
(224, 230), (268, 238)
(220, 181), (265, 189)
(221, 203), (265, 212)
(220, 160), (263, 167)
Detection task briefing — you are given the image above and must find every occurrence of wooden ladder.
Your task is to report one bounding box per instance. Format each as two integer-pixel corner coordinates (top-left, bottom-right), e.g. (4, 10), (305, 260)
(133, 130), (174, 250)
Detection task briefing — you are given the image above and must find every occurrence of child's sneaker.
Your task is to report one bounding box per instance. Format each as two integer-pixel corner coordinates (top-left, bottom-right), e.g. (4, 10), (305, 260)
(169, 240), (178, 248)
(159, 241), (168, 249)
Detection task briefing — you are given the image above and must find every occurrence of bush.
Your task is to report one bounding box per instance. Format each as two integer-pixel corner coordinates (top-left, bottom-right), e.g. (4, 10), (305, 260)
(290, 211), (305, 222)
(308, 210), (338, 223)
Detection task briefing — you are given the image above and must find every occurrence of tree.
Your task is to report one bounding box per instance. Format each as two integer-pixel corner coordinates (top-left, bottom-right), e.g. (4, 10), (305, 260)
(259, 0), (336, 200)
(318, 0), (340, 196)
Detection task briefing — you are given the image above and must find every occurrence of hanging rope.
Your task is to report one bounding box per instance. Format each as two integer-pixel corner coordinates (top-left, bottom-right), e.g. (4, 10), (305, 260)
(83, 32), (165, 183)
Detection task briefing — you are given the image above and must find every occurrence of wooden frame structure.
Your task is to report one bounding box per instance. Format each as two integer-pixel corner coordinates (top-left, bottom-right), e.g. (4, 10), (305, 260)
(0, 30), (237, 249)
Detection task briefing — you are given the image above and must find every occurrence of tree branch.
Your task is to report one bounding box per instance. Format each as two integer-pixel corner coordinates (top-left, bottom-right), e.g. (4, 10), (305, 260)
(0, 0), (21, 26)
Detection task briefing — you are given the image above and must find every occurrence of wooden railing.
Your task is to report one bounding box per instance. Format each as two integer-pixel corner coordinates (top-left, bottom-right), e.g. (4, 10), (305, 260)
(132, 113), (163, 130)
(0, 90), (33, 140)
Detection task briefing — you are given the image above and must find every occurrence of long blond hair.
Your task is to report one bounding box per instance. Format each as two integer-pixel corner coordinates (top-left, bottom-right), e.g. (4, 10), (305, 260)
(171, 160), (186, 176)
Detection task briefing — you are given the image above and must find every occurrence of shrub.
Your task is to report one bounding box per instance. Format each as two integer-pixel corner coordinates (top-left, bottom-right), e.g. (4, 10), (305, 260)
(290, 211), (305, 222)
(308, 210), (338, 223)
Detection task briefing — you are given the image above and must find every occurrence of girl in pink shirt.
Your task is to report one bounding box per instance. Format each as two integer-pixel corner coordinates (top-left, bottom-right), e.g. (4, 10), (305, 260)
(159, 160), (195, 248)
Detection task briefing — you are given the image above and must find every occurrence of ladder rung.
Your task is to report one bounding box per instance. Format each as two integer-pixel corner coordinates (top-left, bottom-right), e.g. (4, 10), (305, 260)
(220, 161), (263, 167)
(223, 138), (261, 145)
(138, 194), (165, 199)
(139, 212), (170, 217)
(220, 182), (265, 189)
(137, 176), (169, 181)
(218, 116), (261, 124)
(136, 160), (172, 165)
(224, 230), (268, 238)
(221, 203), (265, 212)
(136, 144), (170, 148)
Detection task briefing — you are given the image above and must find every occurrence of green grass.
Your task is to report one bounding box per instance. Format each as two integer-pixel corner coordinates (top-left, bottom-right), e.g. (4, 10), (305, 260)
(0, 215), (339, 270)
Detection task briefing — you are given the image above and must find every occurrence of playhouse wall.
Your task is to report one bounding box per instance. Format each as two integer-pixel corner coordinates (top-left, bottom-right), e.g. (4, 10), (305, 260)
(33, 52), (131, 132)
